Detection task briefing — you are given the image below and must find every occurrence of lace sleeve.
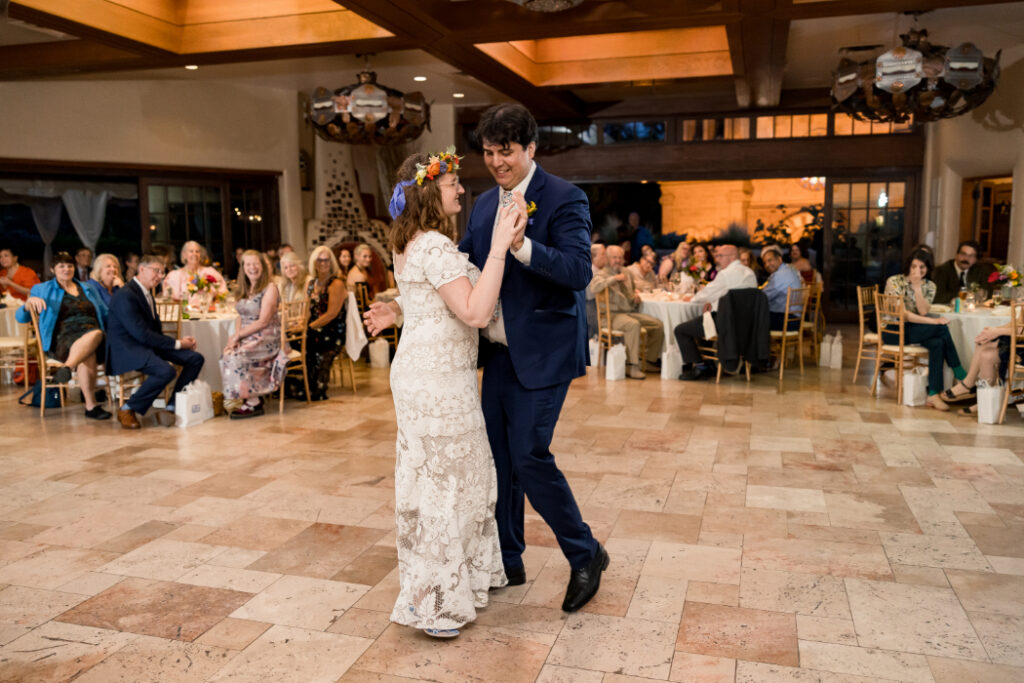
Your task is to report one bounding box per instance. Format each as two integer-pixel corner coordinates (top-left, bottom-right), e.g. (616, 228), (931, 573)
(422, 232), (471, 290)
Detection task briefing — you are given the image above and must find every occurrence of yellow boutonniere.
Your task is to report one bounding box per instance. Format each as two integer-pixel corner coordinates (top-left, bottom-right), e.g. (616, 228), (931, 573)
(526, 201), (538, 217)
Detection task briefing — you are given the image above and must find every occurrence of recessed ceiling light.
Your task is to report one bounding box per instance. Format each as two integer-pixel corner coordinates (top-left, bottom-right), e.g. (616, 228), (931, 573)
(184, 65), (199, 70)
(453, 93), (465, 98)
(413, 76), (427, 82)
(640, 180), (648, 184)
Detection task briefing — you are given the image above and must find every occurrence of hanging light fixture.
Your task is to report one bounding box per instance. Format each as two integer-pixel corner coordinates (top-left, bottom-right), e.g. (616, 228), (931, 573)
(800, 176), (826, 192)
(832, 26), (1000, 124)
(504, 0), (584, 11)
(308, 56), (431, 146)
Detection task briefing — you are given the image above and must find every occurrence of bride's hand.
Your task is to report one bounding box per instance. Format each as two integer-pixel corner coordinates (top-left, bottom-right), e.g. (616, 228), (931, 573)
(364, 301), (396, 335)
(493, 204), (525, 253)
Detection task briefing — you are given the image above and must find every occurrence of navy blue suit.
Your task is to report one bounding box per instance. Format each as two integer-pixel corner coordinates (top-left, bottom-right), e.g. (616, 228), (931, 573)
(106, 280), (203, 415)
(459, 163), (599, 571)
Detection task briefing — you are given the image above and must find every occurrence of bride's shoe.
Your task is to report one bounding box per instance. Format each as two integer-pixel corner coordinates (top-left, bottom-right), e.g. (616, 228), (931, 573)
(423, 627), (460, 638)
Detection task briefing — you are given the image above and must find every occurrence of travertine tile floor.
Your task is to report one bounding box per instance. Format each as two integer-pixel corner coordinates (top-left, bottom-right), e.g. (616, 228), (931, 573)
(0, 357), (1023, 682)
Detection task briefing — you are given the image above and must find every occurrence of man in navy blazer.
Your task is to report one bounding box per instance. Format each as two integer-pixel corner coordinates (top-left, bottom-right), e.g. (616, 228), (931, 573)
(107, 254), (204, 429)
(459, 104), (606, 613)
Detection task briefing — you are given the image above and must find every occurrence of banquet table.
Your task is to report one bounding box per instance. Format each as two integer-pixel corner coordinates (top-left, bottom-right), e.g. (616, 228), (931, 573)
(180, 312), (238, 393)
(0, 305), (21, 338)
(638, 293), (703, 348)
(941, 307), (1012, 366)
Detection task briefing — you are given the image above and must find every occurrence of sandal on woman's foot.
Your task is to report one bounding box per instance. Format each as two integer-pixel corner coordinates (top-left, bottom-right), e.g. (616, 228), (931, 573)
(941, 381), (976, 403)
(423, 628), (460, 639)
(956, 404), (979, 417)
(926, 394), (950, 412)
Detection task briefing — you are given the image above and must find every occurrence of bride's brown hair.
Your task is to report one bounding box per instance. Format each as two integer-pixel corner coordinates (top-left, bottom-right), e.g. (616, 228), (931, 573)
(388, 153), (457, 254)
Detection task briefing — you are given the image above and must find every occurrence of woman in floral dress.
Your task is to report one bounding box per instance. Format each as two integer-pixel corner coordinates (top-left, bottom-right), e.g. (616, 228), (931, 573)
(365, 149), (526, 638)
(220, 250), (288, 418)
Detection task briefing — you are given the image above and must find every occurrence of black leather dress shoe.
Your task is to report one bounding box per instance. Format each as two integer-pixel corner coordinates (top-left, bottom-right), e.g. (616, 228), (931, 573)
(562, 545), (609, 612)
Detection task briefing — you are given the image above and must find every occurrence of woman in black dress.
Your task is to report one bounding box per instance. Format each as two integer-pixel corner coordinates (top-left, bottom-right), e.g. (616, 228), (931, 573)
(288, 245), (346, 401)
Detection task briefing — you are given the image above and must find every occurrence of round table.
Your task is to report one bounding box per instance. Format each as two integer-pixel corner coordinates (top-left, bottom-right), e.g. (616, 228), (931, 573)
(181, 313), (238, 393)
(0, 305), (21, 338)
(942, 307), (1012, 366)
(638, 294), (703, 348)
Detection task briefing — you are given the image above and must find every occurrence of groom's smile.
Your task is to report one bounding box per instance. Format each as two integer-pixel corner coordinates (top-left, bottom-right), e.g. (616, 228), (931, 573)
(481, 140), (536, 191)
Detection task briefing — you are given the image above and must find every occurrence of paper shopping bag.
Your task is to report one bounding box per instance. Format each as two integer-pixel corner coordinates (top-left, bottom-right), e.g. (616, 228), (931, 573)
(977, 380), (1006, 424)
(819, 334), (834, 367)
(369, 338), (390, 368)
(661, 346), (683, 380)
(701, 311), (717, 339)
(588, 338), (600, 367)
(175, 380), (213, 428)
(605, 344), (626, 381)
(829, 331), (843, 369)
(901, 368), (928, 407)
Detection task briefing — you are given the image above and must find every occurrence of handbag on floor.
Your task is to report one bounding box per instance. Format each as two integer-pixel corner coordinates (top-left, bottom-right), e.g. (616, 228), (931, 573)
(819, 334), (834, 367)
(828, 331), (843, 369)
(18, 380), (62, 409)
(902, 368), (927, 407)
(175, 380), (214, 427)
(661, 345), (683, 380)
(976, 380), (1006, 425)
(588, 338), (600, 367)
(605, 343), (626, 381)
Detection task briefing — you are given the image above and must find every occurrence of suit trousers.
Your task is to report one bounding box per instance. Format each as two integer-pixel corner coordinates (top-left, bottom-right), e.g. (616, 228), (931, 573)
(674, 313), (712, 366)
(481, 345), (599, 571)
(611, 313), (664, 366)
(125, 348), (204, 415)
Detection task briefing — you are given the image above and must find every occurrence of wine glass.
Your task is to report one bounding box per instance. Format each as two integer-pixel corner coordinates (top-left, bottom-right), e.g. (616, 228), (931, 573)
(991, 290), (1003, 307)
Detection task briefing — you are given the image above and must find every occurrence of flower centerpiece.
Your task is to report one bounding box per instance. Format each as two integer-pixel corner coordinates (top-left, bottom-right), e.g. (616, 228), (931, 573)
(989, 263), (1022, 288)
(185, 273), (219, 317)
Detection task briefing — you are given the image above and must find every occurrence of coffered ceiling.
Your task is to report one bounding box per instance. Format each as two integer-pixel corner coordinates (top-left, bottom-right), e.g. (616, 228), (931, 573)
(1, 0), (1021, 119)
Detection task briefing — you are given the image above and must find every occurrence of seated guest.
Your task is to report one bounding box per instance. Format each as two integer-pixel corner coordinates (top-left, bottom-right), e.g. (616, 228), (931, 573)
(337, 247), (353, 279)
(658, 241), (691, 281)
(288, 245), (346, 401)
(788, 242), (820, 284)
(123, 252), (140, 283)
(220, 251), (288, 419)
(932, 240), (996, 304)
(74, 247), (93, 283)
(674, 244), (757, 380)
(627, 253), (658, 292)
(161, 240), (227, 300)
(883, 248), (965, 411)
(587, 244), (607, 338)
(739, 247), (767, 286)
(17, 251), (110, 419)
(591, 245), (664, 379)
(0, 246), (40, 301)
(151, 244), (176, 276)
(346, 243), (387, 299)
(938, 321), (1022, 416)
(278, 251), (310, 304)
(107, 255), (204, 429)
(760, 245), (803, 330)
(692, 243), (715, 282)
(85, 253), (124, 307)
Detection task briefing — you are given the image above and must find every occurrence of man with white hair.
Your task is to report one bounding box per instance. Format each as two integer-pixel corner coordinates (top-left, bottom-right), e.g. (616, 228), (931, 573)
(674, 243), (757, 380)
(591, 245), (664, 379)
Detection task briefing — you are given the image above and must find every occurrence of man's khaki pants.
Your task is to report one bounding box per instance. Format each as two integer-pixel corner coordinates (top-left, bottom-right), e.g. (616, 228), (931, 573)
(611, 313), (664, 367)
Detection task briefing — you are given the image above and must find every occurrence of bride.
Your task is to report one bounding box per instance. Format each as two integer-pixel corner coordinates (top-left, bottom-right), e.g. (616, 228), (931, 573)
(368, 148), (526, 638)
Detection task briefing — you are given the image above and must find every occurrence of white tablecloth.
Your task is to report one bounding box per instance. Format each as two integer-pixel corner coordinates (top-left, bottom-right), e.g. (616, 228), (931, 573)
(181, 314), (238, 393)
(943, 308), (1011, 366)
(639, 296), (704, 348)
(0, 306), (21, 338)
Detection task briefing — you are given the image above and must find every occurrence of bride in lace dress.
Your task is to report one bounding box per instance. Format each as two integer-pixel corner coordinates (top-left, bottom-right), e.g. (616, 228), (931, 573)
(369, 150), (526, 638)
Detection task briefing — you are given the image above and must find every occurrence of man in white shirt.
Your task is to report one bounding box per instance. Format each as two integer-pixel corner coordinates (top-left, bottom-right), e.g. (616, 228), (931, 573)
(586, 244), (607, 337)
(674, 243), (757, 380)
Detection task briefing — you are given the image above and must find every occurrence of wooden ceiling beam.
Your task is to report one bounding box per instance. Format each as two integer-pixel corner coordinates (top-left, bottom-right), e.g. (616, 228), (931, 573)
(780, 0), (1024, 20)
(334, 0), (585, 119)
(727, 0), (789, 109)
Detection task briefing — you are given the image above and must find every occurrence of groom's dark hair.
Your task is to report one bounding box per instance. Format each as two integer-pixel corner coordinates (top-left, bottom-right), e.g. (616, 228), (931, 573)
(475, 103), (538, 149)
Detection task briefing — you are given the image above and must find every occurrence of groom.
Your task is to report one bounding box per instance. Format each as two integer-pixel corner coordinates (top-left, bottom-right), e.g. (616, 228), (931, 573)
(460, 103), (607, 612)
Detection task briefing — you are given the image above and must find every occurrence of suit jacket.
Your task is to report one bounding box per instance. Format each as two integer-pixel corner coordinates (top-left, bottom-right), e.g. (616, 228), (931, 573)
(932, 259), (996, 304)
(716, 288), (771, 368)
(459, 164), (592, 390)
(106, 280), (176, 375)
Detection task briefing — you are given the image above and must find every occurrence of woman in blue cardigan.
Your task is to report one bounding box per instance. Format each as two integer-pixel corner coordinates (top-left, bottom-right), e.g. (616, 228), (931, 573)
(17, 251), (111, 419)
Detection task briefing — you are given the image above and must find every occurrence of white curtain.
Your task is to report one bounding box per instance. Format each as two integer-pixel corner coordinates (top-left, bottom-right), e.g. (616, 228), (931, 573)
(61, 189), (110, 254)
(29, 199), (63, 275)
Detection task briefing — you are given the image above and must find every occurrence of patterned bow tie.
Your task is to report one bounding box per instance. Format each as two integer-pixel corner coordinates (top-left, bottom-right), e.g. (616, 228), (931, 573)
(500, 190), (515, 208)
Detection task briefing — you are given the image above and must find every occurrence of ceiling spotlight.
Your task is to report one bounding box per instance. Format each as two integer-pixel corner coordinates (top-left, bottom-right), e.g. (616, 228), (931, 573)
(184, 65), (199, 70)
(413, 76), (427, 82)
(453, 93), (465, 98)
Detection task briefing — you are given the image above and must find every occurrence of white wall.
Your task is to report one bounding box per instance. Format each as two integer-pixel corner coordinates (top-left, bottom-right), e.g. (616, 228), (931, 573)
(921, 46), (1024, 265)
(0, 79), (304, 248)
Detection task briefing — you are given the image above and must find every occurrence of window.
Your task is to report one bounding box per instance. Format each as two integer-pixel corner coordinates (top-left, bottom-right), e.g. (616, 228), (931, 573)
(602, 121), (666, 144)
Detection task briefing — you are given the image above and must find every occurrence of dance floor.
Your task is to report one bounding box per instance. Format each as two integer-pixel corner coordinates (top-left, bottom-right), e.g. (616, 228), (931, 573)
(0, 356), (1023, 682)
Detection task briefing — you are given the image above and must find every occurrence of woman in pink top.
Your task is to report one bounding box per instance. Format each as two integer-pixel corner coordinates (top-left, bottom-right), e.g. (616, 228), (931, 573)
(161, 240), (227, 301)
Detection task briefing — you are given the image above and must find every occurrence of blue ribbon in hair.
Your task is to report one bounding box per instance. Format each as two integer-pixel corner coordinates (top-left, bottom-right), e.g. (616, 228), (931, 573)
(388, 180), (416, 220)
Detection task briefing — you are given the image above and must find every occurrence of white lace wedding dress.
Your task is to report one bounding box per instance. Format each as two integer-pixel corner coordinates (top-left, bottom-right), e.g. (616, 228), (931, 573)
(389, 230), (506, 631)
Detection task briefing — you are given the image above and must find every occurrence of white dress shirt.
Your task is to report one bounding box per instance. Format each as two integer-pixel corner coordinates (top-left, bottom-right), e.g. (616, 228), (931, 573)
(690, 260), (758, 312)
(482, 161), (537, 346)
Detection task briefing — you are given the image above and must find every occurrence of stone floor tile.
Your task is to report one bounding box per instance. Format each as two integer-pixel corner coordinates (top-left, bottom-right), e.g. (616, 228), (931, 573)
(742, 537), (892, 580)
(0, 621), (137, 682)
(676, 601), (798, 667)
(97, 539), (226, 581)
(797, 640), (934, 682)
(669, 651), (735, 682)
(927, 655), (1024, 682)
(548, 612), (676, 678)
(747, 485), (827, 514)
(230, 574), (369, 630)
(195, 617), (271, 650)
(795, 615), (858, 646)
(73, 636), (236, 682)
(967, 612), (1024, 666)
(880, 533), (992, 570)
(208, 624), (371, 682)
(0, 585), (88, 646)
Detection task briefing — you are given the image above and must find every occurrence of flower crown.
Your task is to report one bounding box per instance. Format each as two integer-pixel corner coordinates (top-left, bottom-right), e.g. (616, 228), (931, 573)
(414, 146), (462, 186)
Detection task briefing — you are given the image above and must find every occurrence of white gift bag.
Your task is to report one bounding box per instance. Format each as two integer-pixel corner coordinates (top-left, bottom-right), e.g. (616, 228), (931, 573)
(977, 380), (1006, 424)
(902, 368), (928, 407)
(588, 338), (601, 367)
(368, 338), (390, 368)
(605, 344), (626, 381)
(175, 380), (214, 428)
(829, 331), (843, 369)
(661, 346), (683, 380)
(819, 334), (834, 367)
(701, 311), (717, 339)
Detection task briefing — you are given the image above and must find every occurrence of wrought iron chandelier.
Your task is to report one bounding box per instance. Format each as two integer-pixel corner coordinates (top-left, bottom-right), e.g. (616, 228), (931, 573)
(831, 28), (1000, 124)
(505, 0), (583, 10)
(308, 61), (430, 146)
